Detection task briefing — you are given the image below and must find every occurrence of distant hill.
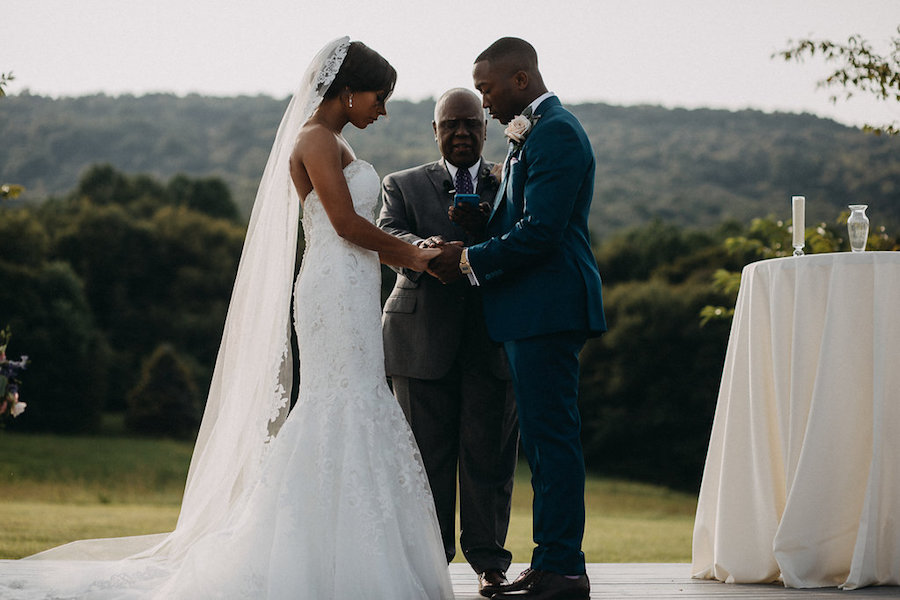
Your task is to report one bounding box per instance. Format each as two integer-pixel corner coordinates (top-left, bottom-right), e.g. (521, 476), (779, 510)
(2, 93), (898, 238)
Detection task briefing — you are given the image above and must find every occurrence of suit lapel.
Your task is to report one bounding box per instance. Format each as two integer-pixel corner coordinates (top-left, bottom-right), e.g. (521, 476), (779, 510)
(425, 160), (454, 207)
(475, 160), (495, 196)
(489, 144), (516, 222)
(487, 97), (561, 224)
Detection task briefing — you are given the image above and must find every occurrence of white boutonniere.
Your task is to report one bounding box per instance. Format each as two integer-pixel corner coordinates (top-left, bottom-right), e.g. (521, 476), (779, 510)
(504, 113), (539, 152)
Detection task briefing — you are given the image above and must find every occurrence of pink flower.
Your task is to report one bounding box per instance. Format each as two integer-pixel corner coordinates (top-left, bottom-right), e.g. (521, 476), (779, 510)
(504, 115), (532, 144)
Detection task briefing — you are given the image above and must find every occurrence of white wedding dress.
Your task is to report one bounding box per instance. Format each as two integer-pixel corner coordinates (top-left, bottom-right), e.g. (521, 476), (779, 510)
(0, 159), (453, 599)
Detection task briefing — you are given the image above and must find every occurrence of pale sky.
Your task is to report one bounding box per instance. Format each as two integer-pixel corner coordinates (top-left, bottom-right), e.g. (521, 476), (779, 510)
(4, 0), (899, 129)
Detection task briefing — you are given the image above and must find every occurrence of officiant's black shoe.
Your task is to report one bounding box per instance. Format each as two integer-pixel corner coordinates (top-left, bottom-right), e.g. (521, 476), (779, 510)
(491, 569), (590, 600)
(495, 567), (537, 592)
(478, 569), (508, 597)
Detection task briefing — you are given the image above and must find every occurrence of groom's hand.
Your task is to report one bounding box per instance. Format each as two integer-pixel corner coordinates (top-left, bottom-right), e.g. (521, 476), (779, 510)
(427, 243), (464, 284)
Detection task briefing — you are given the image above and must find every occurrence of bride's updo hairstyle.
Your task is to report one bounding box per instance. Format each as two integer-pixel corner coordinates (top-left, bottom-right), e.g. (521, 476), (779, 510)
(324, 41), (397, 100)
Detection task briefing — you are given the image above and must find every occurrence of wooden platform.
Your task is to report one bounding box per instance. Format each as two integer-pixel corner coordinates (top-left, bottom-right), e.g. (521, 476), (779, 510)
(449, 563), (900, 599)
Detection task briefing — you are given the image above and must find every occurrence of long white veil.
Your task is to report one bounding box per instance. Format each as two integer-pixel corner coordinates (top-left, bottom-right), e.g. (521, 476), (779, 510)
(27, 36), (352, 563)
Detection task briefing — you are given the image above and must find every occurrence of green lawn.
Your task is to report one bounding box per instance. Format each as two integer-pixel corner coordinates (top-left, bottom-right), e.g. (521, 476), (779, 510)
(0, 431), (697, 562)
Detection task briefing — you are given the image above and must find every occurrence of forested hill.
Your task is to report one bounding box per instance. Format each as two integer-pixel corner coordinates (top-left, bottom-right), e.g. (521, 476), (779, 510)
(2, 92), (898, 238)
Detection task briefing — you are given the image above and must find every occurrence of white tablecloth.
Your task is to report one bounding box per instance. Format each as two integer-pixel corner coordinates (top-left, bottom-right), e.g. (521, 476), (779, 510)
(691, 252), (900, 589)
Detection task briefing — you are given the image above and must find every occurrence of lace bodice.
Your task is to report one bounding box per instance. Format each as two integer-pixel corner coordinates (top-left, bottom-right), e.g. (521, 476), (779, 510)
(295, 159), (385, 399)
(300, 159), (381, 247)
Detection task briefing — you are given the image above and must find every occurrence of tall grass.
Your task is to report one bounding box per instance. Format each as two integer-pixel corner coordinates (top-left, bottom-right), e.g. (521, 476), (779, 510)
(0, 432), (696, 562)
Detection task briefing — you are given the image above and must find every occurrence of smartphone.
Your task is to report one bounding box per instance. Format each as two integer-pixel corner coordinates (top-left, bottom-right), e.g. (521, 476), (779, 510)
(454, 193), (480, 207)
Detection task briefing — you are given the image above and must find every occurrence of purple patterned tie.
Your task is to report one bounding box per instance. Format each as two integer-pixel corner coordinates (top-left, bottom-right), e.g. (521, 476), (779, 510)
(454, 167), (473, 195)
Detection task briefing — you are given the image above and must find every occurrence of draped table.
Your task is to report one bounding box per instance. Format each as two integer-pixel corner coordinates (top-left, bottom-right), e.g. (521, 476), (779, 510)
(691, 251), (900, 590)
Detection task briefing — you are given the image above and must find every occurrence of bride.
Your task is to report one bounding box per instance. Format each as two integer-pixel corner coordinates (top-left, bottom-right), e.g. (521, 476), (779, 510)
(0, 37), (454, 599)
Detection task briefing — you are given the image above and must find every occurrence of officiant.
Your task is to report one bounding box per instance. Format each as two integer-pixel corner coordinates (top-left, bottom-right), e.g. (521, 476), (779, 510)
(378, 88), (518, 596)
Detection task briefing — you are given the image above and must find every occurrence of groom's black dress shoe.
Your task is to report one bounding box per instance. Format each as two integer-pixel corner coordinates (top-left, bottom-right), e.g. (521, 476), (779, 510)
(490, 569), (590, 600)
(478, 569), (508, 597)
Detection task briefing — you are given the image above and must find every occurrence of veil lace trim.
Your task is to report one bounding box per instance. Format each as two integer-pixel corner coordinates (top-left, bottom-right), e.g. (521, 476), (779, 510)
(310, 42), (349, 108)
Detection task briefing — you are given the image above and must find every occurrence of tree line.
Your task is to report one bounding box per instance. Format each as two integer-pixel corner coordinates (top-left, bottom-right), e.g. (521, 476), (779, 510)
(2, 93), (899, 239)
(2, 164), (896, 491)
(0, 166), (245, 433)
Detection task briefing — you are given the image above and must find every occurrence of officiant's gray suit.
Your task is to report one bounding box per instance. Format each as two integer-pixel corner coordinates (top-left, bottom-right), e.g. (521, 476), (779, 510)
(378, 158), (518, 575)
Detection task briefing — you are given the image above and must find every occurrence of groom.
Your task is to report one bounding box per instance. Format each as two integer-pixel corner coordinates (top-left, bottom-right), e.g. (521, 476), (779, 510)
(430, 37), (606, 600)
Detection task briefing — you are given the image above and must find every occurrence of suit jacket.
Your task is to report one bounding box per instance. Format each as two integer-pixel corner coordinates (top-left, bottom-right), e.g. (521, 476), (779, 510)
(466, 96), (607, 342)
(378, 159), (508, 380)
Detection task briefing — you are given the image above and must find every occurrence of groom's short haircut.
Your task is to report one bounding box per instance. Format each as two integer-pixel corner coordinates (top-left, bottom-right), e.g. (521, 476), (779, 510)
(475, 37), (539, 75)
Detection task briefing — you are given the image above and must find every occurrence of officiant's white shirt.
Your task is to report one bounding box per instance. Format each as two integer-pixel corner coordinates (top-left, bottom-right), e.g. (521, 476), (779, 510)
(444, 159), (481, 192)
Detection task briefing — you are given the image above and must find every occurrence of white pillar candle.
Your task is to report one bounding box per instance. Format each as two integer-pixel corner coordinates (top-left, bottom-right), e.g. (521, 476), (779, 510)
(792, 196), (805, 248)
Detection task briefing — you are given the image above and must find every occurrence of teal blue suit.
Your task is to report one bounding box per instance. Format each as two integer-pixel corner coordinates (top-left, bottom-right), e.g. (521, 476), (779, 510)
(467, 95), (606, 575)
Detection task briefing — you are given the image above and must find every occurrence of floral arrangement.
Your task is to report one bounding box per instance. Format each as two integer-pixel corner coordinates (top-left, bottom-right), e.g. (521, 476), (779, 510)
(0, 327), (28, 424)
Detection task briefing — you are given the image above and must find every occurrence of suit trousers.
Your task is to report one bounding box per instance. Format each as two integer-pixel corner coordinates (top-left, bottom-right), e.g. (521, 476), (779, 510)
(391, 362), (517, 573)
(503, 331), (588, 576)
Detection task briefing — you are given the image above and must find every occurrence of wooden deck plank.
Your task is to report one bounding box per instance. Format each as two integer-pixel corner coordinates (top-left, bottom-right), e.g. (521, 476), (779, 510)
(450, 564), (900, 599)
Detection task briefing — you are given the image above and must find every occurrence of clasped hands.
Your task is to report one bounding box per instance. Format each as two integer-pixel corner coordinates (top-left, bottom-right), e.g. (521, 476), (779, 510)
(422, 236), (464, 284)
(423, 200), (490, 284)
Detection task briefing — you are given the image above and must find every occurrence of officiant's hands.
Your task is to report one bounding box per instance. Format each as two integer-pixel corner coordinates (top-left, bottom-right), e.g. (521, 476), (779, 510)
(420, 235), (448, 248)
(427, 242), (464, 284)
(448, 201), (490, 240)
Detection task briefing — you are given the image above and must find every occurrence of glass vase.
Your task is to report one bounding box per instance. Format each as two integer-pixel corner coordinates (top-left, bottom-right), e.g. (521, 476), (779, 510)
(847, 205), (869, 252)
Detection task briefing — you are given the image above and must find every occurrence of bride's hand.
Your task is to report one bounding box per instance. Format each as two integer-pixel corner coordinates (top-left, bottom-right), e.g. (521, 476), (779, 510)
(411, 246), (441, 272)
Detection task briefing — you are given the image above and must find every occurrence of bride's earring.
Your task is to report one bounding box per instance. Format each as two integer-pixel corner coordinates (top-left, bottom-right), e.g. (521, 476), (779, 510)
(348, 94), (353, 108)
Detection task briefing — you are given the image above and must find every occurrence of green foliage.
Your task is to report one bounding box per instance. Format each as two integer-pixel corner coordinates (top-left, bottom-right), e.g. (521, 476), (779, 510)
(36, 168), (245, 409)
(698, 269), (741, 326)
(593, 219), (719, 284)
(0, 167), (244, 429)
(73, 163), (239, 220)
(0, 208), (51, 266)
(166, 174), (239, 220)
(581, 222), (745, 491)
(580, 280), (731, 491)
(776, 26), (900, 135)
(699, 214), (899, 327)
(125, 344), (201, 439)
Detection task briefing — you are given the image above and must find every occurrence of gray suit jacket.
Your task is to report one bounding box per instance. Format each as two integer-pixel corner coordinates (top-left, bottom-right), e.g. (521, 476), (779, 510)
(378, 159), (508, 380)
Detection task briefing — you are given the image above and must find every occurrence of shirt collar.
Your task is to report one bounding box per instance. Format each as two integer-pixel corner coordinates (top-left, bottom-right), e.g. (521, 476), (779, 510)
(526, 91), (556, 116)
(444, 158), (482, 186)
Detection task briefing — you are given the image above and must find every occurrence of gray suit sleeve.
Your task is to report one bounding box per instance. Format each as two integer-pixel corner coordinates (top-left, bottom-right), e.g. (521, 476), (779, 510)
(378, 174), (425, 281)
